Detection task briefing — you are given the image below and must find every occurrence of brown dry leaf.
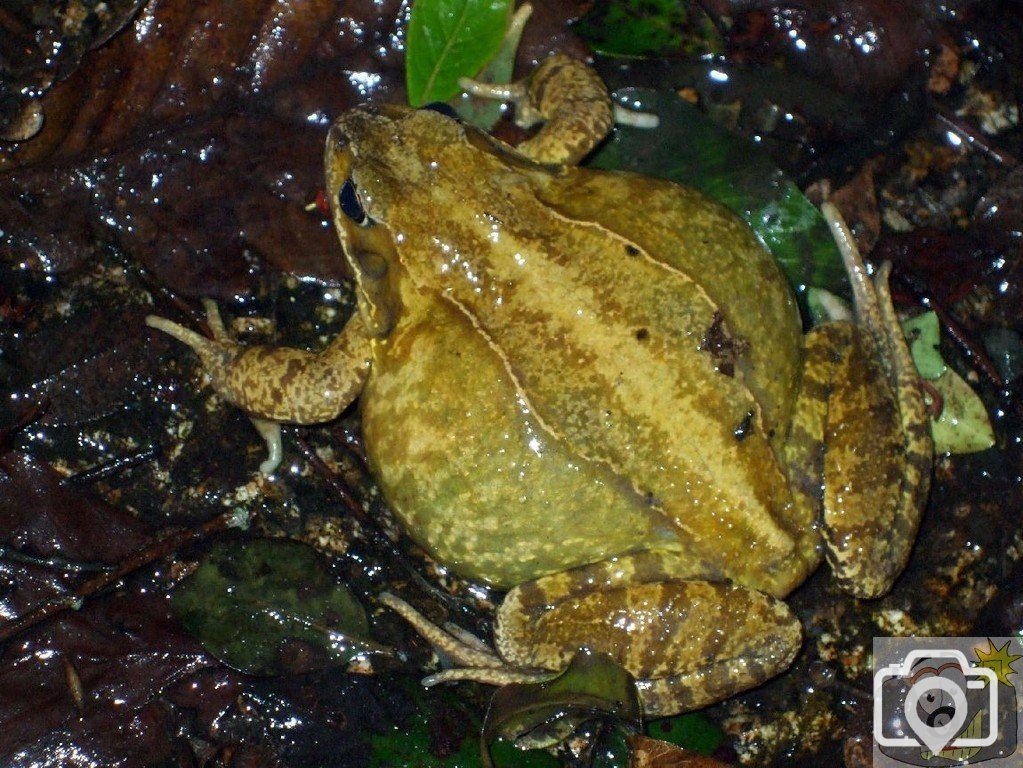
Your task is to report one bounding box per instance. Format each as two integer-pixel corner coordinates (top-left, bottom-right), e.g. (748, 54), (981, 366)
(0, 0), (407, 170)
(628, 735), (732, 768)
(723, 0), (941, 95)
(0, 0), (588, 288)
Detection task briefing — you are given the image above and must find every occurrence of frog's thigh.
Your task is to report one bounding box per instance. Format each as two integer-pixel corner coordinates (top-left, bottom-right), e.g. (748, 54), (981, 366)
(494, 553), (801, 716)
(790, 323), (908, 599)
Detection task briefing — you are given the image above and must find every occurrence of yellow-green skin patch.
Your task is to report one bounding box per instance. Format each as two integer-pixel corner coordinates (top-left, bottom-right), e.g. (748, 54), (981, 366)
(350, 109), (814, 596)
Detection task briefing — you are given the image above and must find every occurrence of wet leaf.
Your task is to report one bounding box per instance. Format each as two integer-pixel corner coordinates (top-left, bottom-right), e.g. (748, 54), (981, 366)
(0, 0), (146, 143)
(453, 4), (529, 130)
(928, 367), (996, 455)
(1, 0), (390, 170)
(723, 0), (938, 95)
(0, 586), (219, 766)
(873, 228), (993, 305)
(0, 449), (150, 565)
(974, 166), (1023, 251)
(481, 652), (641, 767)
(902, 311), (995, 455)
(902, 311), (946, 380)
(406, 0), (512, 107)
(171, 538), (376, 675)
(590, 88), (847, 296)
(574, 0), (721, 58)
(628, 734), (731, 767)
(984, 327), (1023, 385)
(0, 447), (220, 765)
(0, 114), (346, 292)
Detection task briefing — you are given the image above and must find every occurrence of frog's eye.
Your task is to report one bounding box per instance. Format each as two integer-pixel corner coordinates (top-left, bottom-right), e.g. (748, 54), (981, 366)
(420, 102), (459, 120)
(339, 180), (367, 224)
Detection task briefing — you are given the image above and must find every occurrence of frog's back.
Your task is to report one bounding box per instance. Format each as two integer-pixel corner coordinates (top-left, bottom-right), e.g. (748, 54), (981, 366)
(354, 110), (817, 595)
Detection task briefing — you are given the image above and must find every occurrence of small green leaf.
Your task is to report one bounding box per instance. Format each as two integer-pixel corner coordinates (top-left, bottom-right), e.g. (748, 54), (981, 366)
(902, 311), (946, 380)
(645, 712), (724, 755)
(368, 680), (559, 768)
(574, 0), (721, 58)
(453, 3), (528, 130)
(481, 652), (642, 767)
(589, 88), (847, 296)
(171, 538), (376, 674)
(929, 368), (996, 454)
(902, 311), (995, 455)
(406, 0), (512, 107)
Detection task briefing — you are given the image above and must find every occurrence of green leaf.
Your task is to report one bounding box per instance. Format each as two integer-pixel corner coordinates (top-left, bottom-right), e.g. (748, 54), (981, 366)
(368, 680), (559, 768)
(481, 652), (642, 767)
(589, 88), (847, 297)
(645, 712), (724, 755)
(453, 3), (528, 130)
(171, 538), (377, 674)
(929, 367), (996, 454)
(901, 311), (995, 455)
(902, 311), (946, 380)
(574, 0), (721, 58)
(406, 0), (512, 107)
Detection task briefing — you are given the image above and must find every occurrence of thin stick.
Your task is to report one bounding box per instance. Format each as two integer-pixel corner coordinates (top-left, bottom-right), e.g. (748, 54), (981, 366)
(0, 509), (246, 643)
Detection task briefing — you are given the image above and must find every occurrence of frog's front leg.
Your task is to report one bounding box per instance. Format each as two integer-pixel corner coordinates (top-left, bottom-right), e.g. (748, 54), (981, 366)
(786, 204), (933, 598)
(146, 303), (372, 473)
(383, 552), (801, 717)
(461, 54), (614, 165)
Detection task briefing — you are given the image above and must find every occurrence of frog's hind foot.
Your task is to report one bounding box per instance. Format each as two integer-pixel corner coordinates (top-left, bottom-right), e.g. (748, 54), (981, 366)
(806, 204), (933, 599)
(382, 552), (804, 719)
(378, 592), (555, 687)
(146, 311), (246, 393)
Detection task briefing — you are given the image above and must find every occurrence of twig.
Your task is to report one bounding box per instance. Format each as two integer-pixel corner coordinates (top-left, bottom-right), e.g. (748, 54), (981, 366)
(65, 445), (158, 485)
(934, 109), (1019, 168)
(0, 509), (244, 643)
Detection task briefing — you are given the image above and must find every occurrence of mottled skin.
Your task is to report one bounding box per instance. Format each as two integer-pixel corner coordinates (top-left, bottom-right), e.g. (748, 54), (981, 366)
(147, 57), (932, 716)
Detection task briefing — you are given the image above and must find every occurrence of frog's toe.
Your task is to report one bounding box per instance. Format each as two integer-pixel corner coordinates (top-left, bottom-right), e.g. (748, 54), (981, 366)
(146, 314), (243, 381)
(251, 417), (284, 475)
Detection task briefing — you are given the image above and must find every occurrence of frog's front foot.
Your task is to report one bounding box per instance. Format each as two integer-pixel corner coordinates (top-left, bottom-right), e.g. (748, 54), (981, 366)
(382, 553), (801, 717)
(461, 54), (614, 165)
(146, 302), (373, 473)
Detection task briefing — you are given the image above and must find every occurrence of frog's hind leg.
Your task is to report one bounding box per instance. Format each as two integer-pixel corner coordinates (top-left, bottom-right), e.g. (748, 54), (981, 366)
(786, 204), (932, 599)
(383, 552), (801, 718)
(146, 304), (372, 473)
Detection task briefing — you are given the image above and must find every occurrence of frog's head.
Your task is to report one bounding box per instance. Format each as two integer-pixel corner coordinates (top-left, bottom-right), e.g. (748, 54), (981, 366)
(324, 105), (549, 336)
(326, 105), (495, 335)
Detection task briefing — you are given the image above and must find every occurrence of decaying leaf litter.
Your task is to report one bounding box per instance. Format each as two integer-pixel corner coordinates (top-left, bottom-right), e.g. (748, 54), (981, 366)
(0, 0), (1021, 765)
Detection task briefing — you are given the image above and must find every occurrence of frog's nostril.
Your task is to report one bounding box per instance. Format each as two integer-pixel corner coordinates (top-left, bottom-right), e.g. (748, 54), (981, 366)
(339, 180), (366, 224)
